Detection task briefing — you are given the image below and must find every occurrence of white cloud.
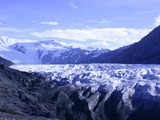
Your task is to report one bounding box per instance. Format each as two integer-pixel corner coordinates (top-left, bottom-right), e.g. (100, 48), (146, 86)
(155, 15), (160, 26)
(0, 27), (33, 33)
(91, 41), (110, 46)
(0, 36), (36, 47)
(71, 23), (84, 28)
(100, 19), (110, 24)
(0, 27), (22, 32)
(41, 22), (58, 26)
(72, 23), (84, 26)
(70, 3), (78, 9)
(87, 19), (109, 24)
(68, 43), (86, 48)
(32, 28), (150, 48)
(0, 22), (3, 26)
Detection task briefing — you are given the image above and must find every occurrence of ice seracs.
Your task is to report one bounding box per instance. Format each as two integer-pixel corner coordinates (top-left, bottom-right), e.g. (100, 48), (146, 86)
(10, 64), (160, 120)
(11, 64), (160, 94)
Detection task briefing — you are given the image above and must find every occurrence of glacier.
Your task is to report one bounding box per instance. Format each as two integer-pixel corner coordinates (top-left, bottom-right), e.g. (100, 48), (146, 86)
(10, 64), (160, 120)
(11, 64), (160, 89)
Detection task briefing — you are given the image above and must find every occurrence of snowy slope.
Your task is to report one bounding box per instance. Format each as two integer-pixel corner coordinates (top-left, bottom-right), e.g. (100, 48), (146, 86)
(0, 36), (35, 50)
(0, 37), (110, 64)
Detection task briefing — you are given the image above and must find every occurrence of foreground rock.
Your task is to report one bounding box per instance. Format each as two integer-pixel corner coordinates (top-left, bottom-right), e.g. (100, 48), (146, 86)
(0, 64), (58, 120)
(1, 56), (160, 120)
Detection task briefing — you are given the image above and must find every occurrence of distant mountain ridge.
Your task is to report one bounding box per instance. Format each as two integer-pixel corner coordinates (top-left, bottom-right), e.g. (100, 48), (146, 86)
(91, 26), (160, 64)
(0, 39), (110, 64)
(0, 56), (13, 66)
(120, 25), (160, 63)
(1, 26), (160, 64)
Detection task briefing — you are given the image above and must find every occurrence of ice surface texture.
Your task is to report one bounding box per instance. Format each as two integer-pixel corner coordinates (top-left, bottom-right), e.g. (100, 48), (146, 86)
(11, 64), (160, 120)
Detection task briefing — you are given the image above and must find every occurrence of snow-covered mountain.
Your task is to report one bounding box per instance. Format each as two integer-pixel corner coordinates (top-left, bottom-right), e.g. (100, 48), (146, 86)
(0, 38), (110, 64)
(0, 36), (35, 50)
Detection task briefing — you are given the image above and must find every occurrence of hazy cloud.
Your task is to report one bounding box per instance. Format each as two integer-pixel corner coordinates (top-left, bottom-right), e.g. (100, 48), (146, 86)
(70, 3), (78, 9)
(155, 15), (160, 26)
(0, 27), (34, 33)
(0, 22), (3, 26)
(68, 43), (86, 48)
(87, 19), (109, 24)
(32, 28), (150, 48)
(0, 36), (36, 47)
(0, 27), (23, 32)
(91, 41), (110, 46)
(41, 22), (58, 26)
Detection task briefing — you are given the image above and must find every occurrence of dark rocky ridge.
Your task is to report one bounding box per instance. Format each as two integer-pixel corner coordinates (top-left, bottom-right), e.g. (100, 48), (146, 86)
(116, 25), (160, 63)
(0, 56), (13, 66)
(0, 64), (58, 119)
(94, 26), (160, 64)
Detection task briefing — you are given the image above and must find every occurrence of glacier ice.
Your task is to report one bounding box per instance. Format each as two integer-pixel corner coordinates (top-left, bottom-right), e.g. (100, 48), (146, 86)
(10, 64), (160, 120)
(11, 64), (160, 96)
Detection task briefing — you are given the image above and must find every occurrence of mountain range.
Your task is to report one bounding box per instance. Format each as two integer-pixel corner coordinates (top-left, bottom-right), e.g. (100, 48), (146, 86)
(0, 26), (160, 64)
(0, 38), (110, 64)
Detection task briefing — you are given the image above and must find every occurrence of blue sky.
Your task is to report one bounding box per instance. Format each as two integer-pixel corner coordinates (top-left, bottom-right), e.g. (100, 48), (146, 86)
(0, 0), (160, 49)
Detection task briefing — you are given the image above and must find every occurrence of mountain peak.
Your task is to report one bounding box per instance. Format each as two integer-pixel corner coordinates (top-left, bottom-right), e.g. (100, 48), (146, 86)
(0, 36), (36, 48)
(140, 25), (160, 44)
(103, 26), (160, 64)
(34, 40), (64, 48)
(0, 38), (110, 64)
